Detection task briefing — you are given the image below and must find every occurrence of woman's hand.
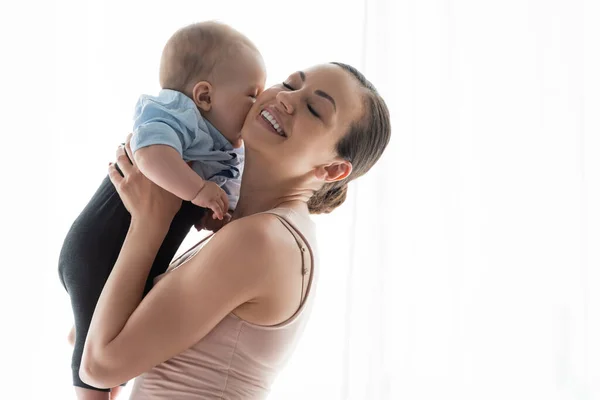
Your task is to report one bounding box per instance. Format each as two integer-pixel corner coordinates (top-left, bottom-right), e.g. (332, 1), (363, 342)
(108, 136), (182, 225)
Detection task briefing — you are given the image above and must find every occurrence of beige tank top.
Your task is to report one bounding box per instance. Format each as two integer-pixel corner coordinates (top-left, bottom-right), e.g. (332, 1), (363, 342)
(130, 208), (317, 400)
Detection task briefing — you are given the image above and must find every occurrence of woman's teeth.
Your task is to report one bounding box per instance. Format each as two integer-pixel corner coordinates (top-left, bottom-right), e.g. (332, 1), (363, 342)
(261, 110), (285, 137)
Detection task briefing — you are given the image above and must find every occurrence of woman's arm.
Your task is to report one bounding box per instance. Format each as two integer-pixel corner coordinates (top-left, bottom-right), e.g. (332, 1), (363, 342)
(80, 215), (280, 388)
(79, 144), (282, 388)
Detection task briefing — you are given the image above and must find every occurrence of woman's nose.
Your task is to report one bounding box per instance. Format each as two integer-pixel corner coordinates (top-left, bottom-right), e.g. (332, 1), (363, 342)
(276, 90), (295, 114)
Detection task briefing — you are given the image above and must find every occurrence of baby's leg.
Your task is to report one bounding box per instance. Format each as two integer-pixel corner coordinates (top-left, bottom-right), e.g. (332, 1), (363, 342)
(59, 176), (206, 394)
(59, 176), (132, 394)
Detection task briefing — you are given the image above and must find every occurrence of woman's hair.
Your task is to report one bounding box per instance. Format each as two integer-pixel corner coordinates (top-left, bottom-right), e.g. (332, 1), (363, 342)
(307, 62), (391, 214)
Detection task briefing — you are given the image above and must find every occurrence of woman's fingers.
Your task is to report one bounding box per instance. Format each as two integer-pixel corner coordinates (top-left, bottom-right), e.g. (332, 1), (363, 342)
(108, 163), (123, 187)
(124, 133), (135, 166)
(115, 145), (133, 177)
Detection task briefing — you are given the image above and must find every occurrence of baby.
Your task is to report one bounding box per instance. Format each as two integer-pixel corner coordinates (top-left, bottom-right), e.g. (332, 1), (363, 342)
(134, 21), (266, 219)
(58, 21), (266, 395)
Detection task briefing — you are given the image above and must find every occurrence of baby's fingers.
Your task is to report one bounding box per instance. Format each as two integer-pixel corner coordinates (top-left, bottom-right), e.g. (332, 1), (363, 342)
(220, 191), (230, 215)
(209, 199), (224, 220)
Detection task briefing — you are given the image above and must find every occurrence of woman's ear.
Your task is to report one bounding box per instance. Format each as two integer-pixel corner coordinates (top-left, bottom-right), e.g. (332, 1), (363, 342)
(191, 81), (213, 111)
(315, 160), (352, 183)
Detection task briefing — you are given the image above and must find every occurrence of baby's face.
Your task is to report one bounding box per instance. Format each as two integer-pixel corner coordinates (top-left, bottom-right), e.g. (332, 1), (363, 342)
(208, 47), (266, 148)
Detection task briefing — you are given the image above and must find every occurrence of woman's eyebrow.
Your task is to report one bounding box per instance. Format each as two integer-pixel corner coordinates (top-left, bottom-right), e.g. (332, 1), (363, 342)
(315, 90), (336, 111)
(297, 70), (336, 111)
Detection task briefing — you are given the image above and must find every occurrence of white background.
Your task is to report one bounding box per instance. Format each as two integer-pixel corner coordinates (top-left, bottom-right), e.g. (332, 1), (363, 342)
(1, 0), (599, 399)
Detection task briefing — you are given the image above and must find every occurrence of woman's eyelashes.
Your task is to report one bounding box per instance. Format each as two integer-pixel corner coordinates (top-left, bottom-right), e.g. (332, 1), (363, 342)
(281, 82), (320, 118)
(307, 104), (320, 118)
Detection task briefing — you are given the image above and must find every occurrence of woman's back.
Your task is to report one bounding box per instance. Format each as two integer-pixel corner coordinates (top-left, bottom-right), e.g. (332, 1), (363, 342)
(130, 208), (317, 399)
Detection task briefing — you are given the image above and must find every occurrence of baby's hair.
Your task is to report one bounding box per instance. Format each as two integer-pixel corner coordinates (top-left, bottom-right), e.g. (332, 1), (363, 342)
(159, 21), (258, 92)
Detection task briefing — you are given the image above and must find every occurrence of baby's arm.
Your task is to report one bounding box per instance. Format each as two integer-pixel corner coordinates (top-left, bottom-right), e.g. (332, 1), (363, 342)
(134, 146), (228, 219)
(134, 145), (203, 202)
(132, 92), (229, 218)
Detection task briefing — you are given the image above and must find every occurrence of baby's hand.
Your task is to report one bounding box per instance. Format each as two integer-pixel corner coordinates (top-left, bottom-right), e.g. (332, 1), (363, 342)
(191, 181), (229, 220)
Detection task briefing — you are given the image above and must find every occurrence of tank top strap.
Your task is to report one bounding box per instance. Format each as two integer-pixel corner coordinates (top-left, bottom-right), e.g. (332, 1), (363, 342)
(270, 213), (310, 274)
(169, 232), (214, 270)
(168, 208), (315, 294)
(258, 208), (315, 306)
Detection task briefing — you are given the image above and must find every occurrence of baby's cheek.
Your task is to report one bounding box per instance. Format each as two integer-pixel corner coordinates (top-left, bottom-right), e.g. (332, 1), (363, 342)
(239, 103), (254, 126)
(230, 110), (247, 133)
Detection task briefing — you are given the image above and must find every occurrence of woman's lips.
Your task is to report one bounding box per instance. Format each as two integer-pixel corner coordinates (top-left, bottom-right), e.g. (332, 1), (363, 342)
(257, 111), (284, 137)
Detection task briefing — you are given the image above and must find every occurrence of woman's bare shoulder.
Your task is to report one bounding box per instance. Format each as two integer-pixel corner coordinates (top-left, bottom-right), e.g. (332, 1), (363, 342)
(217, 212), (298, 257)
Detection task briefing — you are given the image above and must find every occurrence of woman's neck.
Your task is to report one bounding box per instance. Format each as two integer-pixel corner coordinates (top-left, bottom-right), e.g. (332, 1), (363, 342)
(232, 154), (314, 220)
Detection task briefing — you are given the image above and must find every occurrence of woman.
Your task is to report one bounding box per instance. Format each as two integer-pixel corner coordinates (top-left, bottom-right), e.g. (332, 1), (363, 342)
(79, 62), (390, 399)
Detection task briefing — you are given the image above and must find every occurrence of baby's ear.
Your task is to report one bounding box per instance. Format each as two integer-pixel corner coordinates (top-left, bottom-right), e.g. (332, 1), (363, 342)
(191, 81), (213, 111)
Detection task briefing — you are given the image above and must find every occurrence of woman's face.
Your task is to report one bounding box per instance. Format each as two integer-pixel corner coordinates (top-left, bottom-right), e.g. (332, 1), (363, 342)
(241, 64), (364, 178)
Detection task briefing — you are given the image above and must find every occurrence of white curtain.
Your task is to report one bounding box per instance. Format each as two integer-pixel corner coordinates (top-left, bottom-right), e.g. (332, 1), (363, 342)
(334, 0), (600, 399)
(3, 0), (598, 399)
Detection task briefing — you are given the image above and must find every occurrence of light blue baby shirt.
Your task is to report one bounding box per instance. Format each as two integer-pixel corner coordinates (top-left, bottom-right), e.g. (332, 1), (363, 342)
(131, 89), (242, 209)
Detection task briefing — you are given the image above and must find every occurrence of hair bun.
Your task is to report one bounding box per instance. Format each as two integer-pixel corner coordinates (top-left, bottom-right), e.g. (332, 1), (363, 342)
(307, 182), (349, 214)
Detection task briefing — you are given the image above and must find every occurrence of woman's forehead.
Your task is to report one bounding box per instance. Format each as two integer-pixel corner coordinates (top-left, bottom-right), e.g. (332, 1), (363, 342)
(298, 64), (352, 85)
(302, 64), (363, 114)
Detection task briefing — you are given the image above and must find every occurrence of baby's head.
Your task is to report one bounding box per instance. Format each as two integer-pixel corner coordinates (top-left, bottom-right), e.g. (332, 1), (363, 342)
(160, 22), (266, 148)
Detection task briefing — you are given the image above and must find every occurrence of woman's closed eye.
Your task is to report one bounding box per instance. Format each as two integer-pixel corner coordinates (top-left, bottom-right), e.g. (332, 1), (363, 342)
(307, 104), (319, 118)
(281, 82), (320, 118)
